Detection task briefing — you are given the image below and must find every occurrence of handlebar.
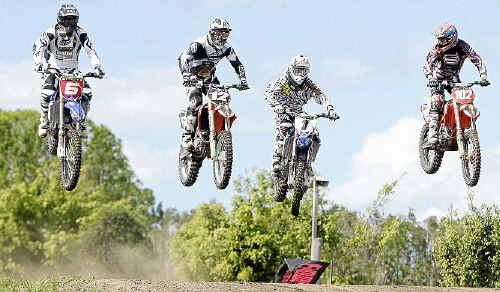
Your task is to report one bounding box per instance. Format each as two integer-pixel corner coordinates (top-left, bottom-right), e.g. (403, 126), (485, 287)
(185, 81), (248, 91)
(448, 81), (483, 88)
(299, 112), (335, 120)
(430, 80), (489, 89)
(40, 68), (103, 79)
(209, 83), (248, 91)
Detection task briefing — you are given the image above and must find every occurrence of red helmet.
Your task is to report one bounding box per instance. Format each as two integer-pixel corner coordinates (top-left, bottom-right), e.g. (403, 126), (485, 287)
(434, 23), (458, 53)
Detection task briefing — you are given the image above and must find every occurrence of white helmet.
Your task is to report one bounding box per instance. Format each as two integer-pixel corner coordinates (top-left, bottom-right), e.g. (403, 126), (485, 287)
(208, 18), (231, 48)
(288, 54), (310, 85)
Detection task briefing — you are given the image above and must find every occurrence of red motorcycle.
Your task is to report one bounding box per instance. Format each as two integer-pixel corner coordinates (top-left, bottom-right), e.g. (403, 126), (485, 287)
(178, 83), (247, 189)
(419, 80), (487, 186)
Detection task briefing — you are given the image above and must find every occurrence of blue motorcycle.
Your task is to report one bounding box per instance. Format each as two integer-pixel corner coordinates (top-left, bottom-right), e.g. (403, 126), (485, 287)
(44, 69), (100, 191)
(274, 112), (336, 216)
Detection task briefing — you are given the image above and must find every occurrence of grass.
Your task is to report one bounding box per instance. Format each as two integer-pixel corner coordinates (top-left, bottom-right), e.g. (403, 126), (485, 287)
(0, 276), (93, 292)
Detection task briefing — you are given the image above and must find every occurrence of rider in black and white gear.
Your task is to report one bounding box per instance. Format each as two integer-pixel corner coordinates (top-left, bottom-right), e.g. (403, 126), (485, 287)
(178, 18), (249, 153)
(33, 4), (104, 138)
(265, 54), (338, 178)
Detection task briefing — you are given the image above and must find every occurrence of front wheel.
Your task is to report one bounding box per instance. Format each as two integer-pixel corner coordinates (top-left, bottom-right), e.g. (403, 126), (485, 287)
(178, 145), (202, 187)
(291, 158), (307, 217)
(273, 170), (288, 202)
(60, 128), (82, 191)
(461, 129), (481, 187)
(419, 123), (444, 174)
(47, 127), (58, 156)
(213, 130), (233, 190)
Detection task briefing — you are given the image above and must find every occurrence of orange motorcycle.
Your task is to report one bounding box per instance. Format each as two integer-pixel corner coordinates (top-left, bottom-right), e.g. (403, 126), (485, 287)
(178, 82), (247, 189)
(419, 80), (488, 186)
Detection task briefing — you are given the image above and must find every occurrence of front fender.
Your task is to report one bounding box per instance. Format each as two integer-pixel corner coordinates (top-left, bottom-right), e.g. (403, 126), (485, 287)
(64, 101), (86, 124)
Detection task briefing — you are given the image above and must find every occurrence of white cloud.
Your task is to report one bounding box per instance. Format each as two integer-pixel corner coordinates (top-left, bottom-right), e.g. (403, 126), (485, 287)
(0, 62), (39, 111)
(319, 57), (373, 88)
(332, 117), (500, 219)
(200, 0), (286, 9)
(123, 142), (178, 185)
(91, 67), (185, 130)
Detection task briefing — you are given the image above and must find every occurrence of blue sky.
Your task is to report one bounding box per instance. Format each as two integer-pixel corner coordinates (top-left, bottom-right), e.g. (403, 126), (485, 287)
(1, 0), (499, 218)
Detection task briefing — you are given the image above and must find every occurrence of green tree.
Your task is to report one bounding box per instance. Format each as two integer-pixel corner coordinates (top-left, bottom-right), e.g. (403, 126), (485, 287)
(435, 205), (500, 287)
(0, 110), (159, 276)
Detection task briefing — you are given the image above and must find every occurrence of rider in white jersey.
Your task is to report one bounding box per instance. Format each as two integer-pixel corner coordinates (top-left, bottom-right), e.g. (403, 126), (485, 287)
(33, 4), (104, 138)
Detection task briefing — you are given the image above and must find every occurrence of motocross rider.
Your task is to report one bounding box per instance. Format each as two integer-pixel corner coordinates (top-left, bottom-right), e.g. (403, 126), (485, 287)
(33, 4), (105, 138)
(178, 18), (249, 155)
(264, 54), (339, 179)
(423, 23), (489, 146)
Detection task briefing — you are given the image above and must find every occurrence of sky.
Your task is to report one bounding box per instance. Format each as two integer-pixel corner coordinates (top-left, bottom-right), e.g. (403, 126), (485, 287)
(0, 0), (499, 219)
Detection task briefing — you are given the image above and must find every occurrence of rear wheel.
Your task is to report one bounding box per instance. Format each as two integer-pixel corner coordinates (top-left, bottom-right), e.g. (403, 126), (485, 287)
(419, 123), (444, 174)
(461, 129), (481, 187)
(291, 158), (307, 217)
(60, 128), (82, 191)
(213, 131), (233, 190)
(178, 145), (202, 187)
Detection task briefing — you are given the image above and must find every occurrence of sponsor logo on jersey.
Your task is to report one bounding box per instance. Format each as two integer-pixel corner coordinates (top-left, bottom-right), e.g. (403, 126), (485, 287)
(55, 50), (74, 59)
(282, 83), (291, 96)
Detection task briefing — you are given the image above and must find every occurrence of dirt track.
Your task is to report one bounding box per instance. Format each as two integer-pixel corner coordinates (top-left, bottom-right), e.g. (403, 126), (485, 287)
(71, 279), (498, 292)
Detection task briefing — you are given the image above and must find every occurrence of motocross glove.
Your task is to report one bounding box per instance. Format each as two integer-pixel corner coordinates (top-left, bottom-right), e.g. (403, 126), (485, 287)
(34, 63), (46, 73)
(274, 105), (285, 114)
(480, 74), (490, 87)
(182, 73), (200, 87)
(427, 78), (439, 88)
(238, 77), (250, 90)
(326, 105), (339, 121)
(94, 66), (105, 78)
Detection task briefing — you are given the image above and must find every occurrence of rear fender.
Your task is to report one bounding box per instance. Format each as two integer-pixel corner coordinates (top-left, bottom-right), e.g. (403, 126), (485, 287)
(64, 101), (86, 124)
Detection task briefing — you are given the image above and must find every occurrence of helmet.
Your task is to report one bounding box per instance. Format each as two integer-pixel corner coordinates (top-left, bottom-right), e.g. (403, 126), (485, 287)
(208, 18), (231, 48)
(288, 54), (310, 85)
(57, 4), (79, 29)
(434, 23), (458, 53)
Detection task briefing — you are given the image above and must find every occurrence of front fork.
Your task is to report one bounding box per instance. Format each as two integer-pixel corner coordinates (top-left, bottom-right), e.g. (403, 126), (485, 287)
(454, 102), (474, 159)
(57, 93), (66, 158)
(208, 101), (217, 160)
(208, 104), (232, 160)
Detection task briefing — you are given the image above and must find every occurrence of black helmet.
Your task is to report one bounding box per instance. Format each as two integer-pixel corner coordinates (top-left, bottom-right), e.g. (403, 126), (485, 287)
(57, 4), (79, 28)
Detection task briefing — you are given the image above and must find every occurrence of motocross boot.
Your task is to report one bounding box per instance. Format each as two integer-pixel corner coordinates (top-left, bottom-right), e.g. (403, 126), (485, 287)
(426, 113), (440, 147)
(38, 113), (49, 138)
(180, 134), (194, 159)
(179, 112), (197, 159)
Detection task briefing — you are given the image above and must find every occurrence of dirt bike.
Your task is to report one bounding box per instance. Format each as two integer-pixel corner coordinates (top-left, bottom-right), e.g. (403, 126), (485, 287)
(44, 68), (101, 191)
(178, 82), (247, 189)
(419, 80), (488, 187)
(273, 112), (337, 216)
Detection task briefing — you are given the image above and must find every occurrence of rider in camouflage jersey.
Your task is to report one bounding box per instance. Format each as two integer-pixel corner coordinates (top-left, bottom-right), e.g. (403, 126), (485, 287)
(33, 4), (104, 138)
(265, 54), (338, 178)
(423, 23), (489, 146)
